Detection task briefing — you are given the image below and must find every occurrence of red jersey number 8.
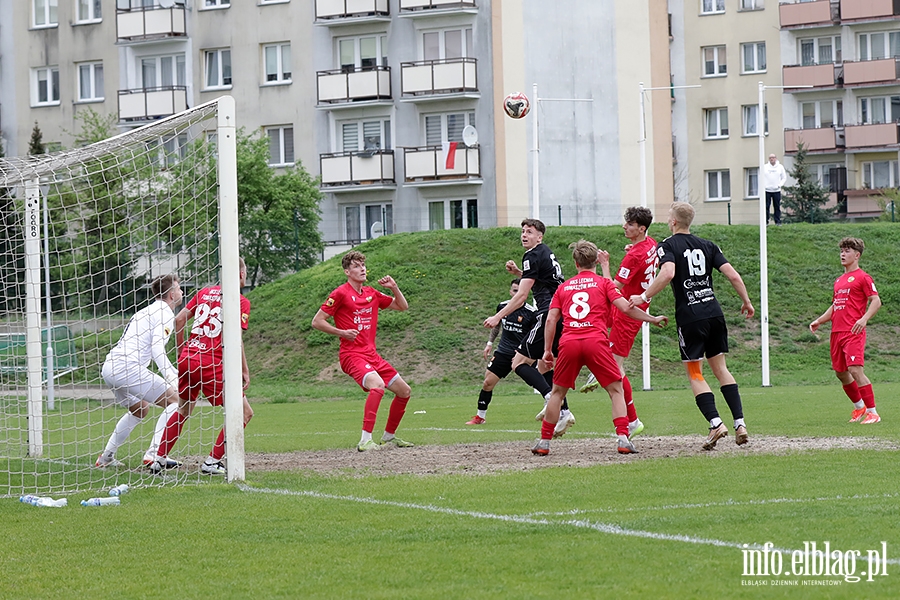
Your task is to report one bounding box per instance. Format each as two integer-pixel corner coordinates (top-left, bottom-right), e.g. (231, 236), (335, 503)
(568, 292), (590, 319)
(191, 304), (223, 338)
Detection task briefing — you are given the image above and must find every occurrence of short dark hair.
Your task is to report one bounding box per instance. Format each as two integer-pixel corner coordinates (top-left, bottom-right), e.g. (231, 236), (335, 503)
(342, 250), (366, 270)
(839, 237), (865, 255)
(511, 278), (521, 286)
(151, 274), (179, 299)
(520, 218), (546, 234)
(624, 206), (653, 229)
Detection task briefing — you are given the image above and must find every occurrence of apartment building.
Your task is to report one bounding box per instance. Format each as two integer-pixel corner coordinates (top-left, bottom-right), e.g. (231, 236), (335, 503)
(780, 0), (900, 218)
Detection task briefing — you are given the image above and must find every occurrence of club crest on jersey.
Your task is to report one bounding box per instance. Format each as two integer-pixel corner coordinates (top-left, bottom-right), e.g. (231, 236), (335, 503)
(366, 296), (373, 302)
(517, 316), (523, 322)
(848, 276), (855, 283)
(164, 326), (171, 337)
(241, 313), (249, 325)
(326, 298), (335, 307)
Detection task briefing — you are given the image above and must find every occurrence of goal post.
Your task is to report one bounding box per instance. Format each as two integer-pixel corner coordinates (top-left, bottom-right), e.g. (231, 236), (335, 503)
(0, 96), (242, 496)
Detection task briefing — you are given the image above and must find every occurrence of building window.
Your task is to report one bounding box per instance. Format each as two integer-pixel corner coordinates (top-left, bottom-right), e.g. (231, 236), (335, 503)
(259, 0), (289, 4)
(739, 0), (762, 10)
(702, 46), (727, 77)
(860, 96), (900, 125)
(266, 126), (294, 166)
(858, 32), (900, 61)
(345, 204), (392, 243)
(337, 35), (388, 71)
(339, 119), (391, 152)
(33, 0), (58, 27)
(801, 100), (842, 128)
(799, 36), (841, 66)
(428, 199), (478, 230)
(862, 160), (899, 189)
(423, 28), (474, 60)
(815, 163), (843, 189)
(700, 0), (725, 15)
(706, 170), (731, 201)
(204, 49), (232, 89)
(203, 0), (230, 7)
(263, 43), (291, 83)
(704, 107), (729, 139)
(140, 54), (186, 88)
(76, 0), (101, 22)
(741, 42), (766, 74)
(424, 112), (475, 145)
(77, 62), (104, 102)
(32, 67), (60, 106)
(742, 104), (768, 136)
(744, 167), (759, 199)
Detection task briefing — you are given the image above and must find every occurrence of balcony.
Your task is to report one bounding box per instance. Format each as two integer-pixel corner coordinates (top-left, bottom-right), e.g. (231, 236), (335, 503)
(841, 189), (887, 218)
(320, 150), (395, 188)
(840, 0), (900, 22)
(399, 0), (477, 16)
(779, 0), (838, 28)
(317, 66), (391, 106)
(401, 58), (477, 99)
(315, 0), (390, 24)
(784, 127), (845, 153)
(116, 4), (186, 42)
(118, 86), (187, 122)
(782, 63), (840, 89)
(843, 58), (900, 87)
(844, 123), (900, 149)
(403, 145), (480, 184)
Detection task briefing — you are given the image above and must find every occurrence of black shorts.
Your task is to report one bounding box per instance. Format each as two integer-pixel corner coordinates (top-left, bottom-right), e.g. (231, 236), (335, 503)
(517, 310), (562, 360)
(677, 316), (729, 362)
(486, 352), (515, 379)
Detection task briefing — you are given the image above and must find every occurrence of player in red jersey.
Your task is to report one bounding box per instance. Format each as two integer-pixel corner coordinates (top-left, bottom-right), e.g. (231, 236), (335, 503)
(532, 240), (667, 456)
(152, 258), (253, 475)
(581, 207), (658, 439)
(810, 237), (882, 424)
(311, 250), (413, 451)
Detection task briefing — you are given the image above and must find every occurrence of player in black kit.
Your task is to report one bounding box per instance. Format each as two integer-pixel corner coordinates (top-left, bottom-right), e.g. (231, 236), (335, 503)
(466, 278), (537, 424)
(629, 202), (755, 450)
(483, 219), (575, 437)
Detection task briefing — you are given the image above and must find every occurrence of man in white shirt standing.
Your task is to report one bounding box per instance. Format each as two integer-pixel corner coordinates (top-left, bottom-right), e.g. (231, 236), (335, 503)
(764, 153), (787, 226)
(95, 274), (184, 469)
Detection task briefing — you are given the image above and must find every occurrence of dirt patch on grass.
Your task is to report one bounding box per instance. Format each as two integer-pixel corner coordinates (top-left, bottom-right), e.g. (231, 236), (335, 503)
(245, 435), (899, 477)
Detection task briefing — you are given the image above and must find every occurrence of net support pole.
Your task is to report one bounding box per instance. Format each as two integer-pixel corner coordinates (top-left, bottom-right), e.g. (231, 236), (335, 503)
(216, 96), (245, 482)
(24, 179), (44, 457)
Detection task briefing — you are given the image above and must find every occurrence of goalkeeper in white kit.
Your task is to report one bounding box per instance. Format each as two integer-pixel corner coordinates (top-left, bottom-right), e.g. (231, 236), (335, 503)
(95, 274), (184, 469)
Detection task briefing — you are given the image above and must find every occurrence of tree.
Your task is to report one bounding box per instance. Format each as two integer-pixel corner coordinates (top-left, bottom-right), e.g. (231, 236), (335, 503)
(781, 141), (835, 223)
(28, 122), (46, 155)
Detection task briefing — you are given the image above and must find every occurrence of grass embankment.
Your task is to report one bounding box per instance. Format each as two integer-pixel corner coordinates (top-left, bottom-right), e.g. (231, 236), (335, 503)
(243, 222), (900, 401)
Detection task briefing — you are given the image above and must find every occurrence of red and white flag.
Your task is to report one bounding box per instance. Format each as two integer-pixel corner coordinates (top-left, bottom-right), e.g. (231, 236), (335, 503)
(442, 141), (458, 170)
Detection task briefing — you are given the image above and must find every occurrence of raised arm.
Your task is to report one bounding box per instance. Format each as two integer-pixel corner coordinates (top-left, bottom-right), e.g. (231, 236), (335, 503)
(629, 261), (674, 306)
(377, 276), (408, 311)
(484, 278), (533, 328)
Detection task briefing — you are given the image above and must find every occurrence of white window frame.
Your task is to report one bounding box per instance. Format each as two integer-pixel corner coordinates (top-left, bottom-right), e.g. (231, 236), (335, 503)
(204, 48), (232, 89)
(75, 0), (101, 23)
(860, 95), (900, 125)
(139, 54), (187, 88)
(800, 99), (842, 129)
(739, 0), (763, 10)
(705, 170), (731, 201)
(33, 0), (58, 27)
(744, 167), (759, 199)
(266, 125), (294, 166)
(428, 199), (478, 230)
(263, 43), (292, 84)
(259, 0), (290, 5)
(814, 163), (842, 190)
(338, 119), (392, 153)
(201, 0), (230, 8)
(742, 104), (768, 136)
(862, 160), (899, 189)
(700, 0), (725, 15)
(741, 41), (766, 74)
(704, 107), (729, 139)
(799, 36), (841, 66)
(423, 112), (476, 146)
(32, 66), (60, 106)
(77, 61), (104, 102)
(701, 45), (727, 77)
(344, 203), (393, 243)
(858, 32), (900, 62)
(336, 35), (388, 71)
(421, 27), (474, 61)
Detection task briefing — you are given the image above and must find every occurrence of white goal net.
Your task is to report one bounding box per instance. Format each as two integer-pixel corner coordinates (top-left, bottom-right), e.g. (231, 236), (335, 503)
(0, 96), (244, 497)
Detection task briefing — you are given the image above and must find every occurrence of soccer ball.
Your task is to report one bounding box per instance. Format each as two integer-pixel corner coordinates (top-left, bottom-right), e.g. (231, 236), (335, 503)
(503, 92), (530, 119)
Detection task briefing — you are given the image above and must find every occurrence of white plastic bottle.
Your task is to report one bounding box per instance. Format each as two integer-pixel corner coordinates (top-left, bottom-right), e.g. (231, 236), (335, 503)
(109, 484), (129, 497)
(19, 495), (41, 504)
(33, 497), (68, 508)
(81, 497), (121, 507)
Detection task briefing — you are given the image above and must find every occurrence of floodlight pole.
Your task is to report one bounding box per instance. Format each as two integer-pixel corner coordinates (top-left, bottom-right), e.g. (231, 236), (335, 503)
(638, 82), (700, 390)
(530, 83), (593, 221)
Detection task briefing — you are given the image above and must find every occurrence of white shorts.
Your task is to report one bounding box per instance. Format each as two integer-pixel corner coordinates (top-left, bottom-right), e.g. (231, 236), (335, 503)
(101, 360), (168, 408)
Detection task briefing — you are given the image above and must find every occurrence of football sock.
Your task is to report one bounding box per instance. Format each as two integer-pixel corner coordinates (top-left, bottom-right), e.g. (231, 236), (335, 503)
(210, 429), (226, 461)
(561, 397), (569, 411)
(734, 418), (746, 429)
(382, 432), (395, 442)
(157, 410), (187, 458)
(859, 383), (876, 409)
(720, 383), (744, 420)
(694, 392), (719, 423)
(515, 364), (551, 397)
(540, 419), (555, 440)
(384, 395), (410, 435)
(104, 412), (143, 455)
(623, 376), (637, 422)
(710, 417), (723, 428)
(477, 409), (487, 419)
(362, 388), (385, 433)
(478, 389), (492, 411)
(613, 416), (629, 438)
(543, 369), (554, 389)
(853, 400), (864, 409)
(842, 381), (861, 404)
(360, 430), (373, 444)
(147, 403), (177, 458)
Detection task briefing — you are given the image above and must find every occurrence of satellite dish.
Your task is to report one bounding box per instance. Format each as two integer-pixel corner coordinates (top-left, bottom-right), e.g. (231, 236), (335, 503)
(462, 125), (478, 148)
(370, 221), (384, 239)
(159, 0), (176, 8)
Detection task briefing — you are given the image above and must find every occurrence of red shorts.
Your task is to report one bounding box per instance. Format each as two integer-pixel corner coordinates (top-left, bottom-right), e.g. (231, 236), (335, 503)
(178, 356), (224, 406)
(830, 331), (866, 372)
(609, 307), (645, 358)
(340, 352), (399, 391)
(553, 336), (622, 390)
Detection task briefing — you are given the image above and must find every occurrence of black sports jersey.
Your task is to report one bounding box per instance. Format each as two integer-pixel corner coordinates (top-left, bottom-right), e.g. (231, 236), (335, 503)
(521, 243), (564, 311)
(495, 300), (537, 356)
(657, 233), (729, 325)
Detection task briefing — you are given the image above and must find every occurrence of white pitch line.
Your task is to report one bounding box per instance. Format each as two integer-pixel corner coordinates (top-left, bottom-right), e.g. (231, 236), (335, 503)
(415, 427), (602, 435)
(236, 484), (900, 566)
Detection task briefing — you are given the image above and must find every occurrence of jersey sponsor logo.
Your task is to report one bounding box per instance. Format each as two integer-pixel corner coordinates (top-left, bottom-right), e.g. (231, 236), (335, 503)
(326, 298), (335, 307)
(683, 276), (711, 289)
(523, 259), (530, 271)
(618, 266), (631, 279)
(657, 247), (665, 259)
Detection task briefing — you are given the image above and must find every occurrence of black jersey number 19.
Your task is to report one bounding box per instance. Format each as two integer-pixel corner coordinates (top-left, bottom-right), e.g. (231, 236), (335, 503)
(683, 249), (706, 277)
